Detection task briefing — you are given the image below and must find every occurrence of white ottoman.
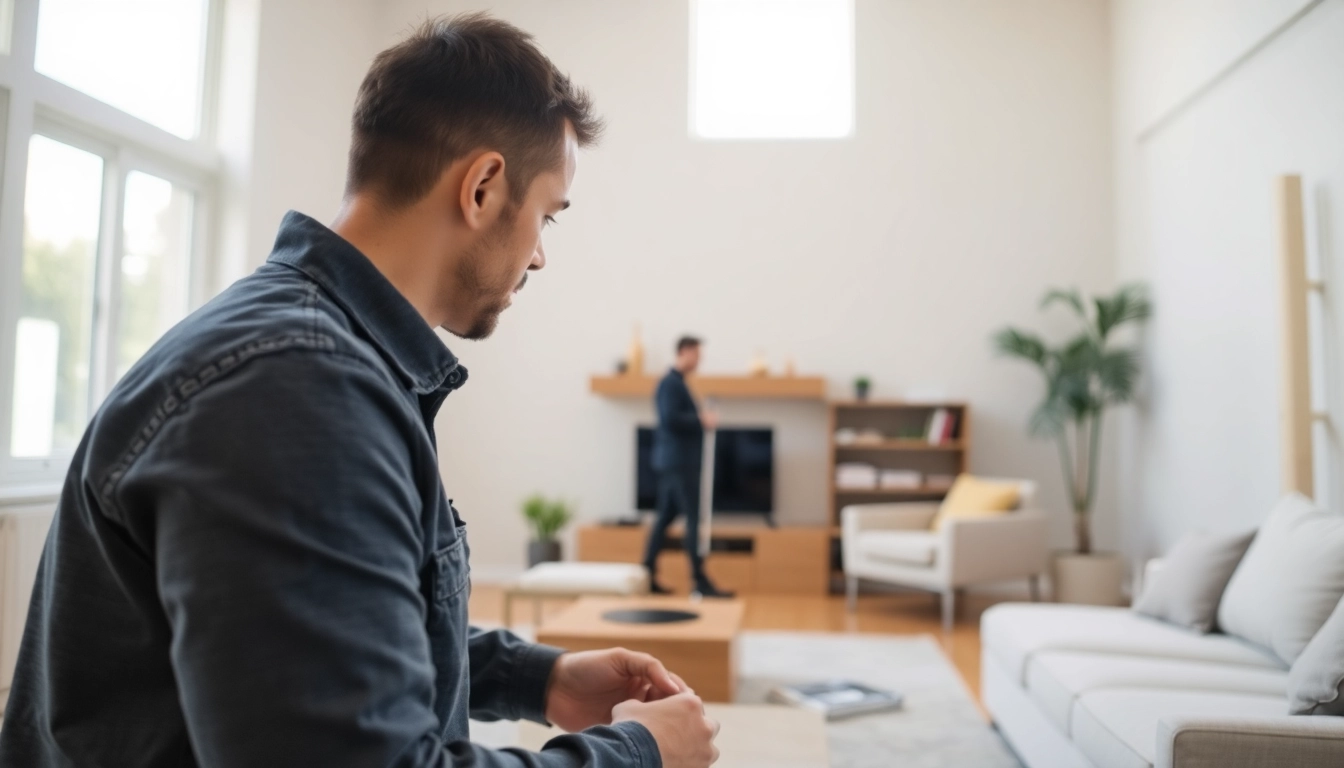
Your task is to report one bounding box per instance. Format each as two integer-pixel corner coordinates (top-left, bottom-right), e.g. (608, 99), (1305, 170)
(504, 562), (650, 627)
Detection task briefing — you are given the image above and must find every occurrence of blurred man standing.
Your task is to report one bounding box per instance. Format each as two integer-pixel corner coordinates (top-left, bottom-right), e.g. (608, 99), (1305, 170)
(643, 337), (734, 598)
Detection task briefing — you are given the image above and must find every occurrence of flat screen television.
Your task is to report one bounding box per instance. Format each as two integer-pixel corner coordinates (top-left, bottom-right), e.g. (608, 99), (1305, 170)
(635, 426), (774, 522)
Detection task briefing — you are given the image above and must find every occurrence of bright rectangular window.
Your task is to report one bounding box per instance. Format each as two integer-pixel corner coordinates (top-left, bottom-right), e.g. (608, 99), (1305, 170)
(117, 172), (193, 379)
(11, 135), (104, 458)
(1, 1), (218, 484)
(35, 0), (210, 138)
(691, 0), (855, 139)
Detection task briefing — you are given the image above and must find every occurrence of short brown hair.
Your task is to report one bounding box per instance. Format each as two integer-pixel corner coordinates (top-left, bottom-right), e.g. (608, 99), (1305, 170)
(347, 13), (603, 208)
(676, 336), (701, 353)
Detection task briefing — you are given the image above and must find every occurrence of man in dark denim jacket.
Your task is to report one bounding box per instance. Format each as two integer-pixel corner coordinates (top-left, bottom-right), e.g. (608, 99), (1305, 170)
(0, 14), (718, 768)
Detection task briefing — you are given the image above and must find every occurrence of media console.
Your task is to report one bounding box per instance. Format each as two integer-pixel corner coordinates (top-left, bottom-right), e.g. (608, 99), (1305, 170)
(576, 523), (830, 596)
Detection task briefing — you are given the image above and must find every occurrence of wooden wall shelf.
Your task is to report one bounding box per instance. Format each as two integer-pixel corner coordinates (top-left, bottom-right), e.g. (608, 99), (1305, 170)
(828, 402), (970, 527)
(590, 374), (826, 400)
(835, 440), (967, 452)
(834, 487), (954, 497)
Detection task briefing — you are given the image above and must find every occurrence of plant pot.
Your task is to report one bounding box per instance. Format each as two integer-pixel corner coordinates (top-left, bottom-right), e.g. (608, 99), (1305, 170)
(1052, 551), (1125, 606)
(528, 539), (562, 568)
(854, 382), (870, 401)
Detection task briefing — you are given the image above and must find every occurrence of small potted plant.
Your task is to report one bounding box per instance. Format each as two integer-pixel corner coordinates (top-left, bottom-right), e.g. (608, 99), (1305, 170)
(522, 495), (574, 567)
(993, 285), (1150, 605)
(853, 376), (871, 401)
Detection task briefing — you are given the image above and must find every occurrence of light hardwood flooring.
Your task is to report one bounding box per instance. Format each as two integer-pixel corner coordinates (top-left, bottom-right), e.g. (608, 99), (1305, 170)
(470, 585), (1014, 708)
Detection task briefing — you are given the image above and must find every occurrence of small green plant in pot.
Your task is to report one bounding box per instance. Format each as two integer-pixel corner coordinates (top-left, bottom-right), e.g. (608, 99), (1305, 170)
(522, 495), (574, 567)
(853, 376), (871, 401)
(993, 285), (1149, 604)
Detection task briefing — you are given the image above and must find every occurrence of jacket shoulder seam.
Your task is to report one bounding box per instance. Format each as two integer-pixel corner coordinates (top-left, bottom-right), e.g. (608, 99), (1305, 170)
(96, 332), (370, 519)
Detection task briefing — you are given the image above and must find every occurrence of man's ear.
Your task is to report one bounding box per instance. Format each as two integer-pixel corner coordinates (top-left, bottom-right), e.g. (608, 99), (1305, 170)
(459, 151), (508, 231)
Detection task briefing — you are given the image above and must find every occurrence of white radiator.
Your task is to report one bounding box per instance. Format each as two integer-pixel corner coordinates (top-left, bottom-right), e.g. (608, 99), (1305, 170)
(0, 504), (55, 708)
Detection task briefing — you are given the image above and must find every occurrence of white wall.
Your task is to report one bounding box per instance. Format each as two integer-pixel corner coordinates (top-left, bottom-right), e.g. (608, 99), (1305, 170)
(241, 0), (1115, 576)
(236, 0), (380, 273)
(358, 0), (1116, 575)
(1111, 0), (1344, 561)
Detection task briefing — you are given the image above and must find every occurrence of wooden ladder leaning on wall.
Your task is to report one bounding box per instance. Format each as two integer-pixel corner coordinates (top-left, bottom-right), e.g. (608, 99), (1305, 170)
(1277, 174), (1327, 498)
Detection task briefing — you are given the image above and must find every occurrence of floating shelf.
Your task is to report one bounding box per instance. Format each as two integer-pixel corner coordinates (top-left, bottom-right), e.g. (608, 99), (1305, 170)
(832, 400), (969, 409)
(834, 440), (966, 452)
(590, 374), (826, 400)
(834, 486), (955, 496)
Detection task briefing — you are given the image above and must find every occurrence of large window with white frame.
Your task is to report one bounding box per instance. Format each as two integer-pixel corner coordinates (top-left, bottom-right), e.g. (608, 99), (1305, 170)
(0, 0), (219, 492)
(690, 0), (855, 139)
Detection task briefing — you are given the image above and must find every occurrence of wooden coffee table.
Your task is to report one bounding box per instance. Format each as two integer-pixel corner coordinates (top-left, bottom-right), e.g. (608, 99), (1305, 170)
(521, 704), (828, 767)
(536, 596), (744, 702)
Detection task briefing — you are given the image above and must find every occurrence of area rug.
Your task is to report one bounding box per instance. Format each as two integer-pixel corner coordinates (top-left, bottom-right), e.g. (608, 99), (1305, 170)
(471, 628), (1020, 767)
(735, 632), (1019, 768)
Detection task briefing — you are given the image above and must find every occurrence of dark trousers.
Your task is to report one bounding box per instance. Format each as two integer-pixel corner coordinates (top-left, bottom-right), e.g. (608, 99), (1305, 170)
(642, 468), (707, 584)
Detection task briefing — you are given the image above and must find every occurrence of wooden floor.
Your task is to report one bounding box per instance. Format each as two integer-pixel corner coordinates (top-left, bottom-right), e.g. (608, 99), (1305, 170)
(470, 585), (1015, 707)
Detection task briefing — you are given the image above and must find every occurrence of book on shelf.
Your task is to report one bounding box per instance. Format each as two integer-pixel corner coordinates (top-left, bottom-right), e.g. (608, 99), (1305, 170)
(926, 408), (947, 445)
(768, 680), (904, 720)
(879, 469), (923, 489)
(924, 407), (960, 446)
(836, 462), (878, 489)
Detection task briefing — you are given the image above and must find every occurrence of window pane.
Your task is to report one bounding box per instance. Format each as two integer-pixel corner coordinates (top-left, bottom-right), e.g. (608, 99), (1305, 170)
(11, 135), (103, 458)
(0, 0), (14, 55)
(35, 0), (209, 138)
(117, 172), (193, 379)
(692, 0), (854, 139)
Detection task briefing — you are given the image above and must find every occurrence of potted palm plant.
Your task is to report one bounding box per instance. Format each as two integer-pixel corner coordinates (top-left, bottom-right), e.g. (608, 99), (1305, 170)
(522, 495), (574, 567)
(993, 285), (1150, 605)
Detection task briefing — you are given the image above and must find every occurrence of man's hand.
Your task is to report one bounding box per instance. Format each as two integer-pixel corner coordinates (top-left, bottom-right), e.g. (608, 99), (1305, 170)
(544, 648), (686, 733)
(701, 410), (719, 430)
(614, 692), (720, 768)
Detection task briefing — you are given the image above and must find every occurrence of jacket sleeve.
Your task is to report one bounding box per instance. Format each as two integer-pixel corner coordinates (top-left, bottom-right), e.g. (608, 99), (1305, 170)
(135, 350), (660, 768)
(656, 377), (702, 434)
(467, 626), (563, 723)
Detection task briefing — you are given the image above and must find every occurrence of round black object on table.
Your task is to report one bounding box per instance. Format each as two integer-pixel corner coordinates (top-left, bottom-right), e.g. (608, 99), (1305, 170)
(602, 608), (700, 624)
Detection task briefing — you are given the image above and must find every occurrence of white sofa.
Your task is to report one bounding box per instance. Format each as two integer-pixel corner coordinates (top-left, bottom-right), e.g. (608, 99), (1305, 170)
(982, 600), (1344, 768)
(841, 479), (1047, 632)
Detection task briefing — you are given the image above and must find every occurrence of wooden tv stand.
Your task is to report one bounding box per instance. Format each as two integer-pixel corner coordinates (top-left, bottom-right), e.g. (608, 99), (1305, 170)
(576, 522), (830, 596)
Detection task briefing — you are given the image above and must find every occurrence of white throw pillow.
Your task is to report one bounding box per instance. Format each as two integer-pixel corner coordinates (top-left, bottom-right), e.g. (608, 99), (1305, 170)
(1217, 493), (1344, 665)
(1132, 529), (1255, 633)
(1288, 596), (1344, 715)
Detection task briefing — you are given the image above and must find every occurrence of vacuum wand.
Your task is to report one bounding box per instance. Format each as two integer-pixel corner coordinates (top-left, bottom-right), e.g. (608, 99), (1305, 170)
(698, 397), (717, 560)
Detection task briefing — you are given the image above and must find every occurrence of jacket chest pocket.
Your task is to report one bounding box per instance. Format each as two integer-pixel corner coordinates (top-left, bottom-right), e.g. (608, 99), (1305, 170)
(427, 524), (471, 626)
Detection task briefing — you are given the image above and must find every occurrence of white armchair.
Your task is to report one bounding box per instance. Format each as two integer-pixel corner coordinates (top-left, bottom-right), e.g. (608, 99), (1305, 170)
(841, 478), (1048, 631)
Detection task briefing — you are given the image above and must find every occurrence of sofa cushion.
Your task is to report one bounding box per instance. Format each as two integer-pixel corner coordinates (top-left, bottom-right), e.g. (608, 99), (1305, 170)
(515, 562), (649, 594)
(1072, 689), (1286, 768)
(856, 530), (938, 566)
(1132, 529), (1255, 633)
(1025, 650), (1288, 735)
(982, 604), (1283, 684)
(1218, 493), (1344, 665)
(930, 474), (1019, 531)
(1289, 596), (1344, 715)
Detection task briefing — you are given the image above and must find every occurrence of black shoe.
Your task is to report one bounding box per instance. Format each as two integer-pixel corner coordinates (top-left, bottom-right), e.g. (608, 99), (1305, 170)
(692, 581), (735, 599)
(649, 580), (673, 595)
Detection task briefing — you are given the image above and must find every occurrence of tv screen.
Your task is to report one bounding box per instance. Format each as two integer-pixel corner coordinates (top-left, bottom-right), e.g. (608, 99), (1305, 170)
(635, 426), (774, 518)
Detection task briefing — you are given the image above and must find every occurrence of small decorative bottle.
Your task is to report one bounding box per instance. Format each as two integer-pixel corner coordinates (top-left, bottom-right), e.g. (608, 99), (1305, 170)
(627, 324), (645, 376)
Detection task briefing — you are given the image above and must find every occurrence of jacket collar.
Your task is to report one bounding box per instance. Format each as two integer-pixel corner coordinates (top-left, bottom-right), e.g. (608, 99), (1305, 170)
(266, 210), (467, 395)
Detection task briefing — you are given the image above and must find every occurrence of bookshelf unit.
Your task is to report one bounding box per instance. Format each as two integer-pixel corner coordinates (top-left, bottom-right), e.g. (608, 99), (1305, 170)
(827, 401), (970, 528)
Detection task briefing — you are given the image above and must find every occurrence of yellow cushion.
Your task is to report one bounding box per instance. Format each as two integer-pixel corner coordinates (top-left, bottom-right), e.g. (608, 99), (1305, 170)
(931, 475), (1021, 531)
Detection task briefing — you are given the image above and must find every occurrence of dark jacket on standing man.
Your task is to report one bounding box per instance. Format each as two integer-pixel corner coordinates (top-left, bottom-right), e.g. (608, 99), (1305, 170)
(651, 368), (702, 472)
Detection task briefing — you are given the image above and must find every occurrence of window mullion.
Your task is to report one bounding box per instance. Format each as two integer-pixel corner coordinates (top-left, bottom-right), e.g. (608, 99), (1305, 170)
(0, 83), (35, 472)
(89, 153), (125, 409)
(9, 0), (39, 72)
